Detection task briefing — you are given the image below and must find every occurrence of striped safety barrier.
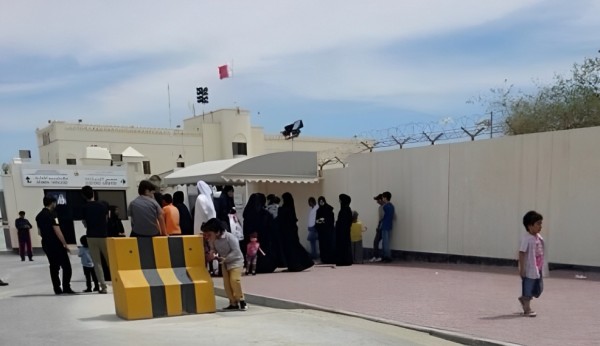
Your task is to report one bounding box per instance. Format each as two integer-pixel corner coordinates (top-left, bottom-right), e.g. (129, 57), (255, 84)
(107, 235), (216, 320)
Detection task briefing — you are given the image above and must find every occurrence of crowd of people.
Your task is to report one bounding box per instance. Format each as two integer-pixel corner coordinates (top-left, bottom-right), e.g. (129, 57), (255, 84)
(1, 177), (549, 318)
(11, 180), (399, 309)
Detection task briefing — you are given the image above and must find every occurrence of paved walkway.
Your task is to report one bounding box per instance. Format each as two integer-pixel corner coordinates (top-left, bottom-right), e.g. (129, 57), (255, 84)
(0, 252), (460, 346)
(2, 250), (598, 345)
(213, 261), (600, 346)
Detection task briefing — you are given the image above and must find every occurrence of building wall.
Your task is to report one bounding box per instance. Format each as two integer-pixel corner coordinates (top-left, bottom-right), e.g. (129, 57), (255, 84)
(248, 181), (323, 249)
(1, 162), (137, 249)
(322, 126), (600, 267)
(37, 123), (203, 175)
(36, 109), (361, 176)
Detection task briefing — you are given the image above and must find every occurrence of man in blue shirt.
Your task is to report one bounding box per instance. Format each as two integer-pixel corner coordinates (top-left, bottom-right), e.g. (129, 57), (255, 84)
(380, 191), (395, 263)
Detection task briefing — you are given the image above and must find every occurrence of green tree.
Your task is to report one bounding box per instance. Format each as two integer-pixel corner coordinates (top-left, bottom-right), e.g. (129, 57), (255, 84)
(482, 56), (600, 135)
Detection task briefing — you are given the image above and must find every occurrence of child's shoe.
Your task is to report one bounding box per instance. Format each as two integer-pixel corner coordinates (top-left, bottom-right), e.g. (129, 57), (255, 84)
(222, 304), (239, 311)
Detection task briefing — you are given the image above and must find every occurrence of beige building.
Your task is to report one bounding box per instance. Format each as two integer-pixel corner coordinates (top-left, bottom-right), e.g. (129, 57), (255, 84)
(4, 115), (600, 268)
(1, 108), (363, 250)
(36, 108), (363, 178)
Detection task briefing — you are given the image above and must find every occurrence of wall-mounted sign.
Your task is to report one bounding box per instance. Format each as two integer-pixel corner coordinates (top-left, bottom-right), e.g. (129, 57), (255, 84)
(21, 168), (128, 188)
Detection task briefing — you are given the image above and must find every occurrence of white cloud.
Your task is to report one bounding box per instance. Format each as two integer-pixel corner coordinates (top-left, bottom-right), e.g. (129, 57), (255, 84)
(1, 0), (598, 140)
(1, 1), (539, 62)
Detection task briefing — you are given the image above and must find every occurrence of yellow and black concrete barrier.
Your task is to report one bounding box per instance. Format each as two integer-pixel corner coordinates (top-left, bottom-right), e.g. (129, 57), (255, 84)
(107, 235), (216, 320)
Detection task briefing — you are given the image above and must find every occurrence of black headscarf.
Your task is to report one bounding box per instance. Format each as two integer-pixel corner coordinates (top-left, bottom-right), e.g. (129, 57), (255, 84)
(281, 192), (297, 222)
(339, 194), (351, 207)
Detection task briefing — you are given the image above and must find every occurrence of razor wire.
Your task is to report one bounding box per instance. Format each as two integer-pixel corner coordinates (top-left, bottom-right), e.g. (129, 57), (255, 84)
(317, 113), (505, 167)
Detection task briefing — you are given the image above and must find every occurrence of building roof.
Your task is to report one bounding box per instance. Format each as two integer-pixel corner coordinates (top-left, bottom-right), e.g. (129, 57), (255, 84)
(121, 146), (145, 157)
(164, 151), (319, 185)
(84, 146), (111, 160)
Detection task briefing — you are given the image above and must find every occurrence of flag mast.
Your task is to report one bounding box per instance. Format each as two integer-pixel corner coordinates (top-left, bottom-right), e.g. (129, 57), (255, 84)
(168, 84), (172, 128)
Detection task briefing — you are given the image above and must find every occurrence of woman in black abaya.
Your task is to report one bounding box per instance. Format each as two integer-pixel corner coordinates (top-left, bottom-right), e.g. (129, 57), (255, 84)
(335, 194), (353, 266)
(243, 193), (277, 273)
(277, 192), (314, 272)
(315, 196), (335, 264)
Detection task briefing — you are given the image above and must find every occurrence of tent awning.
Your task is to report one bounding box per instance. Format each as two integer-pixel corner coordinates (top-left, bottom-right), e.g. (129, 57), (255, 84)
(163, 151), (319, 185)
(222, 175), (320, 184)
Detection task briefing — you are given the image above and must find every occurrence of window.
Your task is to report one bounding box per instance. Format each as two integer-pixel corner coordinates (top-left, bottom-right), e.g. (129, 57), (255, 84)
(97, 190), (128, 220)
(43, 189), (85, 244)
(111, 154), (123, 167)
(176, 162), (185, 168)
(143, 161), (151, 174)
(43, 189), (128, 222)
(232, 142), (247, 156)
(66, 158), (76, 165)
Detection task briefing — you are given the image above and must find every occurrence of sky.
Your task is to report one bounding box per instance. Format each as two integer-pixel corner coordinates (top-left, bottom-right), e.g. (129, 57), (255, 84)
(1, 0), (599, 164)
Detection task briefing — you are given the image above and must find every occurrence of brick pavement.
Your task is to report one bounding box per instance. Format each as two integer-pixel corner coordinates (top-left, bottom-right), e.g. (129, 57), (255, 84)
(214, 262), (600, 346)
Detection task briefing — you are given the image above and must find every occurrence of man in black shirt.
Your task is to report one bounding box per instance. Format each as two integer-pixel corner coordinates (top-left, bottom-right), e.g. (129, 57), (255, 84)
(15, 211), (34, 261)
(36, 195), (74, 295)
(81, 186), (109, 294)
(173, 191), (193, 235)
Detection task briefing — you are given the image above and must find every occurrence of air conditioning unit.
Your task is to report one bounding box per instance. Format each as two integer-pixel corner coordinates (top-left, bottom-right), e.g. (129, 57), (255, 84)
(19, 150), (31, 160)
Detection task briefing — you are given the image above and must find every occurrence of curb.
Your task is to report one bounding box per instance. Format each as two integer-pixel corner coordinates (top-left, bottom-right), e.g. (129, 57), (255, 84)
(213, 286), (521, 346)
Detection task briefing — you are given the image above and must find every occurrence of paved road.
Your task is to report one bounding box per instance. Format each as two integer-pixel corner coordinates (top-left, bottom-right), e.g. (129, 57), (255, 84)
(211, 261), (600, 346)
(0, 253), (460, 346)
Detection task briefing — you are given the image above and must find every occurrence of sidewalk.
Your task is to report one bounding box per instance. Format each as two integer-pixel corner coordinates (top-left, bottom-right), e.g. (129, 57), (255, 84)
(0, 252), (463, 346)
(213, 261), (600, 346)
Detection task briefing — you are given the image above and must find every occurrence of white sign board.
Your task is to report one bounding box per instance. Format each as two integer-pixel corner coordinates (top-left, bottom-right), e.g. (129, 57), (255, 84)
(21, 168), (128, 188)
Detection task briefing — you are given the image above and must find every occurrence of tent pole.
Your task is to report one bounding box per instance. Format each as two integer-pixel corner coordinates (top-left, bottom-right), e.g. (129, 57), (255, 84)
(244, 182), (249, 207)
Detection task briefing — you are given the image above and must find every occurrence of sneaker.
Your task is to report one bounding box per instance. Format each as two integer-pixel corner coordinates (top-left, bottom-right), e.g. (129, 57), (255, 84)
(381, 258), (392, 263)
(63, 289), (77, 294)
(99, 288), (108, 294)
(83, 288), (92, 293)
(93, 287), (100, 292)
(239, 300), (248, 311)
(222, 304), (239, 311)
(29, 258), (34, 261)
(0, 280), (8, 286)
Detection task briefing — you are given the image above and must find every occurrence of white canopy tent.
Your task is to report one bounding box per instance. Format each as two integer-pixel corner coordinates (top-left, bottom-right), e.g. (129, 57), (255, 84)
(163, 151), (319, 186)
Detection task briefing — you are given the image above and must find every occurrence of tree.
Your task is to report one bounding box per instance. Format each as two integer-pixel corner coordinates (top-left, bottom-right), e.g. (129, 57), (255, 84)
(482, 56), (600, 135)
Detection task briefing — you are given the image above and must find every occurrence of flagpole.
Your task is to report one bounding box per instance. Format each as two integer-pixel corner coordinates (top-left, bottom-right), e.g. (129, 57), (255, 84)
(168, 84), (172, 128)
(231, 59), (236, 108)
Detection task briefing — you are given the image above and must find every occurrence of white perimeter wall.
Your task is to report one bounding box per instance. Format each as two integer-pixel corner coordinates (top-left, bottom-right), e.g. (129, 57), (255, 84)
(322, 126), (600, 267)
